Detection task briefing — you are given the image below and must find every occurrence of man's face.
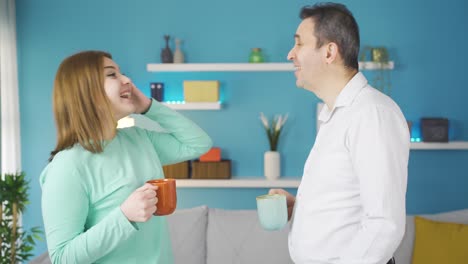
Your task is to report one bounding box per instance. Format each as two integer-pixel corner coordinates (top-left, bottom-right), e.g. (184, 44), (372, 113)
(287, 18), (327, 91)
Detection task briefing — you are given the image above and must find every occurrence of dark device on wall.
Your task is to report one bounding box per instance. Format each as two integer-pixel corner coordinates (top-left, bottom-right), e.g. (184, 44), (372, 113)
(421, 118), (449, 142)
(150, 82), (164, 102)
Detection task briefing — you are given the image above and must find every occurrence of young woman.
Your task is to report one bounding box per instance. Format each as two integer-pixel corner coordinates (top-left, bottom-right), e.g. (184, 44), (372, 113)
(40, 50), (212, 263)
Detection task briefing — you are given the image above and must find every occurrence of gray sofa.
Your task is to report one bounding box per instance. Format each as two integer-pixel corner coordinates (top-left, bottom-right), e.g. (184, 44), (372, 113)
(30, 207), (468, 264)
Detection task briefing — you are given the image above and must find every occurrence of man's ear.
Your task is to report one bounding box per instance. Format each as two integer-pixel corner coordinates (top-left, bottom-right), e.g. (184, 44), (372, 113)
(324, 42), (339, 64)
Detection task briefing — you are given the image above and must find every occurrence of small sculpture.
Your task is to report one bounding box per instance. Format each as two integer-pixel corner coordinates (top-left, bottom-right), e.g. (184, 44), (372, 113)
(173, 38), (185, 63)
(161, 35), (173, 63)
(249, 48), (265, 63)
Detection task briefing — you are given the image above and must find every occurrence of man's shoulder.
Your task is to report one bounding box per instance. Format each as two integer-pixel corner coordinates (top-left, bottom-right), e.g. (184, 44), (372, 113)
(352, 86), (403, 115)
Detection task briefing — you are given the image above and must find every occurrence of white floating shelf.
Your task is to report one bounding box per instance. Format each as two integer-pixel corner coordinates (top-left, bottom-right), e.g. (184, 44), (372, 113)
(147, 63), (294, 72)
(359, 61), (394, 70)
(162, 102), (221, 110)
(147, 62), (393, 72)
(410, 141), (468, 150)
(176, 178), (300, 188)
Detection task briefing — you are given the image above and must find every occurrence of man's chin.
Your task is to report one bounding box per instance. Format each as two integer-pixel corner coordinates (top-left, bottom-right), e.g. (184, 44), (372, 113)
(296, 79), (305, 88)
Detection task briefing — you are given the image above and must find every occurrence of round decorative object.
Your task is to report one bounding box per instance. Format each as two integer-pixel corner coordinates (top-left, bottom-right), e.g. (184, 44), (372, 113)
(249, 48), (265, 63)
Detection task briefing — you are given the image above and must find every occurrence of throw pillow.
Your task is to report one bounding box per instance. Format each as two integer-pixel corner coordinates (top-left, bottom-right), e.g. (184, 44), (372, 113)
(412, 216), (468, 264)
(394, 209), (468, 264)
(166, 205), (208, 264)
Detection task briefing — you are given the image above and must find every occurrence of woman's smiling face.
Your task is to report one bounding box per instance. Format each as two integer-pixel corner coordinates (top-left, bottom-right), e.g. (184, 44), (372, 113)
(103, 57), (136, 120)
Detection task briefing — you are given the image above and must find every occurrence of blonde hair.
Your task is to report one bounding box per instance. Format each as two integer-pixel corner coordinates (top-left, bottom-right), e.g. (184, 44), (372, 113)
(49, 50), (116, 161)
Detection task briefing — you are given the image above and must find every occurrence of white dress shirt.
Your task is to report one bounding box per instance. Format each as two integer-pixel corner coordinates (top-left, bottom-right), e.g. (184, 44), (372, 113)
(289, 72), (410, 264)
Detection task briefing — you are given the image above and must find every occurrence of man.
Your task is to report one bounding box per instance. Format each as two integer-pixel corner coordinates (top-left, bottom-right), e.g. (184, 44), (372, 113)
(270, 3), (409, 264)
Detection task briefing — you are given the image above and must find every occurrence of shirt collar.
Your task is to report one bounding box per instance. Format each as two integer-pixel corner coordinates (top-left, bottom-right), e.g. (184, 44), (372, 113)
(318, 72), (368, 123)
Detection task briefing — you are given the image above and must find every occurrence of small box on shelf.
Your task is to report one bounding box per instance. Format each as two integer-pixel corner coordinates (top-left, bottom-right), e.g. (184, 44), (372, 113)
(199, 147), (221, 162)
(163, 161), (189, 179)
(191, 160), (231, 179)
(421, 118), (449, 142)
(150, 82), (164, 102)
(183, 80), (219, 102)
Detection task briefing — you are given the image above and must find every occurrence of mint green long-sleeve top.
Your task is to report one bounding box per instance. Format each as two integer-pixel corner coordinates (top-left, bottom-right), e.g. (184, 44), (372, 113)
(40, 100), (212, 264)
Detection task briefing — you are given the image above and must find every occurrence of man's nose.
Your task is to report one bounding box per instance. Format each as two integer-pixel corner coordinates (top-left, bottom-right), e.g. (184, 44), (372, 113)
(287, 49), (295, 61)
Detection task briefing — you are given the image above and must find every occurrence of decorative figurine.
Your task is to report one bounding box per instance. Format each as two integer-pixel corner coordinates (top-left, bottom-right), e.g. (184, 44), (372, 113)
(161, 35), (173, 63)
(249, 48), (265, 63)
(174, 38), (185, 63)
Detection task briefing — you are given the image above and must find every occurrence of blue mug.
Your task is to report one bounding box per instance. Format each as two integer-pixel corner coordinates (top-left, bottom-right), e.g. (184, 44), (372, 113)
(256, 194), (288, 230)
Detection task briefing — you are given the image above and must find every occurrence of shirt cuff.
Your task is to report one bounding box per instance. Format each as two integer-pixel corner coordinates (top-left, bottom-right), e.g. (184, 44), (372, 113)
(115, 207), (140, 231)
(142, 98), (166, 116)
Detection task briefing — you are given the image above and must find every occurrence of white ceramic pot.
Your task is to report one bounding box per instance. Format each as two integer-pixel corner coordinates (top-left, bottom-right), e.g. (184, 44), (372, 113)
(264, 151), (280, 180)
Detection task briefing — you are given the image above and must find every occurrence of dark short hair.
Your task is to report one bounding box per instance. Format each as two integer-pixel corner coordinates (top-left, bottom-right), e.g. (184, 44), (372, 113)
(300, 2), (360, 70)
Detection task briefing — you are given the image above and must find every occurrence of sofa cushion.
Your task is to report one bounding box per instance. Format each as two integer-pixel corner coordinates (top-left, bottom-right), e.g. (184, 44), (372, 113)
(206, 208), (293, 264)
(166, 205), (208, 264)
(28, 252), (51, 264)
(411, 216), (468, 264)
(394, 209), (468, 264)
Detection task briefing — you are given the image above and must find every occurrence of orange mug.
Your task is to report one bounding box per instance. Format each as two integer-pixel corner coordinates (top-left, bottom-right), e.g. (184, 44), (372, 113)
(146, 178), (177, 216)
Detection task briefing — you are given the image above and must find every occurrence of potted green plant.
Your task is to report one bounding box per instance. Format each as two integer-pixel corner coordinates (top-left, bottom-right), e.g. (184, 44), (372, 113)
(0, 172), (42, 264)
(259, 113), (288, 180)
(360, 46), (392, 95)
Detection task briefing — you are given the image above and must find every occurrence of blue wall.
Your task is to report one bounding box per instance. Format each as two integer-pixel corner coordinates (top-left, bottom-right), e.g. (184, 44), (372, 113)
(16, 0), (468, 258)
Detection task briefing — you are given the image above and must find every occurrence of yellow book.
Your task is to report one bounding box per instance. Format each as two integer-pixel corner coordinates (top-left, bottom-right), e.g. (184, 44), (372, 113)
(183, 81), (219, 102)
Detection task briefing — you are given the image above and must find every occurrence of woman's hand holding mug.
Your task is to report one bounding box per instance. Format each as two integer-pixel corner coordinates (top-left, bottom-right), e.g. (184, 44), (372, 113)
(121, 183), (158, 222)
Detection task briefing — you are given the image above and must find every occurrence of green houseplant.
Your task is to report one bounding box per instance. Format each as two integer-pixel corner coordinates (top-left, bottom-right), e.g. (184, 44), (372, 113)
(360, 46), (392, 95)
(0, 172), (42, 264)
(259, 113), (288, 180)
(259, 112), (288, 151)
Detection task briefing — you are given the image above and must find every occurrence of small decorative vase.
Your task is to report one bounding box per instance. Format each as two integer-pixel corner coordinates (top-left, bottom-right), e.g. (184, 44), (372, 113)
(161, 35), (173, 63)
(173, 38), (185, 63)
(264, 151), (280, 180)
(249, 48), (264, 63)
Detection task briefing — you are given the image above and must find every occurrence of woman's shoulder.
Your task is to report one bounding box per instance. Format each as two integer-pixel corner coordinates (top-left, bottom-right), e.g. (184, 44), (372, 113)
(117, 126), (161, 140)
(117, 126), (144, 136)
(53, 144), (93, 163)
(117, 115), (167, 138)
(39, 145), (89, 186)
